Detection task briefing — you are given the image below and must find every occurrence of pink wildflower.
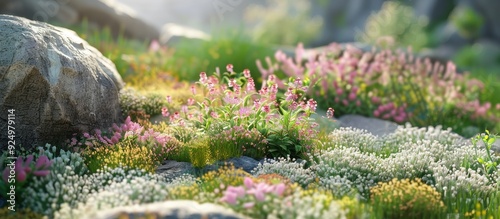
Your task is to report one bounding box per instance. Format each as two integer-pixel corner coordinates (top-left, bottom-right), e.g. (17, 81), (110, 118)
(199, 72), (208, 84)
(274, 183), (286, 196)
(243, 69), (251, 78)
(190, 85), (196, 95)
(307, 99), (317, 111)
(326, 108), (335, 119)
(243, 202), (255, 209)
(181, 105), (189, 113)
(262, 105), (271, 113)
(162, 107), (169, 117)
(210, 111), (219, 118)
(148, 39), (161, 52)
(220, 191), (238, 205)
(244, 177), (254, 189)
(348, 92), (357, 101)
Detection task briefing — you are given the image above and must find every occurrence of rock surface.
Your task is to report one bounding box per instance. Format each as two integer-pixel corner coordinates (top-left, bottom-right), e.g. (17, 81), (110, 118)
(0, 15), (124, 151)
(89, 200), (248, 219)
(160, 23), (211, 45)
(0, 0), (159, 41)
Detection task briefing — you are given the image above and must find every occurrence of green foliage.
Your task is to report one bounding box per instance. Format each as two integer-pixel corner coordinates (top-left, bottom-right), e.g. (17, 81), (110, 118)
(357, 1), (429, 50)
(119, 87), (167, 118)
(185, 137), (216, 168)
(450, 6), (484, 39)
(82, 137), (166, 173)
(199, 165), (250, 194)
(471, 130), (499, 183)
(169, 31), (275, 87)
(244, 0), (323, 46)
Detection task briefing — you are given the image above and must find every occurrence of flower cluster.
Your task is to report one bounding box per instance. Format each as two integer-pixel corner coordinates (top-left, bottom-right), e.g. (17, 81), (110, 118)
(312, 125), (498, 199)
(1, 155), (52, 183)
(83, 138), (166, 173)
(251, 156), (316, 187)
(21, 145), (89, 216)
(268, 187), (352, 219)
(219, 177), (286, 218)
(257, 42), (500, 135)
(70, 116), (180, 164)
(0, 154), (52, 204)
(162, 66), (322, 160)
(370, 178), (446, 219)
(54, 173), (170, 219)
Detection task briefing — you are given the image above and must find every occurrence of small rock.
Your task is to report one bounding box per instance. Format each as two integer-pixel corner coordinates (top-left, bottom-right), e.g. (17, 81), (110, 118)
(211, 156), (262, 173)
(156, 160), (195, 180)
(89, 200), (249, 219)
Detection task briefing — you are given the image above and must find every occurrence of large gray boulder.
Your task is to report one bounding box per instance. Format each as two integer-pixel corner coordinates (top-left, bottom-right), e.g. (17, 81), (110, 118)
(0, 15), (124, 151)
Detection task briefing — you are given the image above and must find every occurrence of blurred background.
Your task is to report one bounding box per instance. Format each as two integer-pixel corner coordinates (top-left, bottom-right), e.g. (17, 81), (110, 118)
(1, 0), (500, 82)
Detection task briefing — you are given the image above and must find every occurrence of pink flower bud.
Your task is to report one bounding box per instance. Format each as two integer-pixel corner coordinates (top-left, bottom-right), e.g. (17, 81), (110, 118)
(274, 183), (286, 196)
(326, 108), (335, 119)
(348, 92), (357, 101)
(32, 170), (50, 177)
(162, 107), (169, 117)
(336, 88), (343, 96)
(190, 85), (196, 95)
(199, 72), (208, 83)
(244, 177), (254, 189)
(226, 64), (234, 72)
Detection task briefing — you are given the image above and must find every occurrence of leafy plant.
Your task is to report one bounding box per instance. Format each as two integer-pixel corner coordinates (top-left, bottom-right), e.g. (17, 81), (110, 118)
(82, 138), (163, 173)
(162, 66), (322, 160)
(357, 1), (429, 51)
(471, 130), (499, 183)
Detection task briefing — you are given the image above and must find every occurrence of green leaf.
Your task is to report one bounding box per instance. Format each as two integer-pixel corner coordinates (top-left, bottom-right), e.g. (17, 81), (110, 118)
(488, 137), (496, 145)
(477, 157), (484, 163)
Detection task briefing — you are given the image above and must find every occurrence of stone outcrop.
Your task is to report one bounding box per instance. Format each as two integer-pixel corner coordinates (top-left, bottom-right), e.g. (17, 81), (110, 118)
(0, 0), (159, 41)
(0, 15), (124, 151)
